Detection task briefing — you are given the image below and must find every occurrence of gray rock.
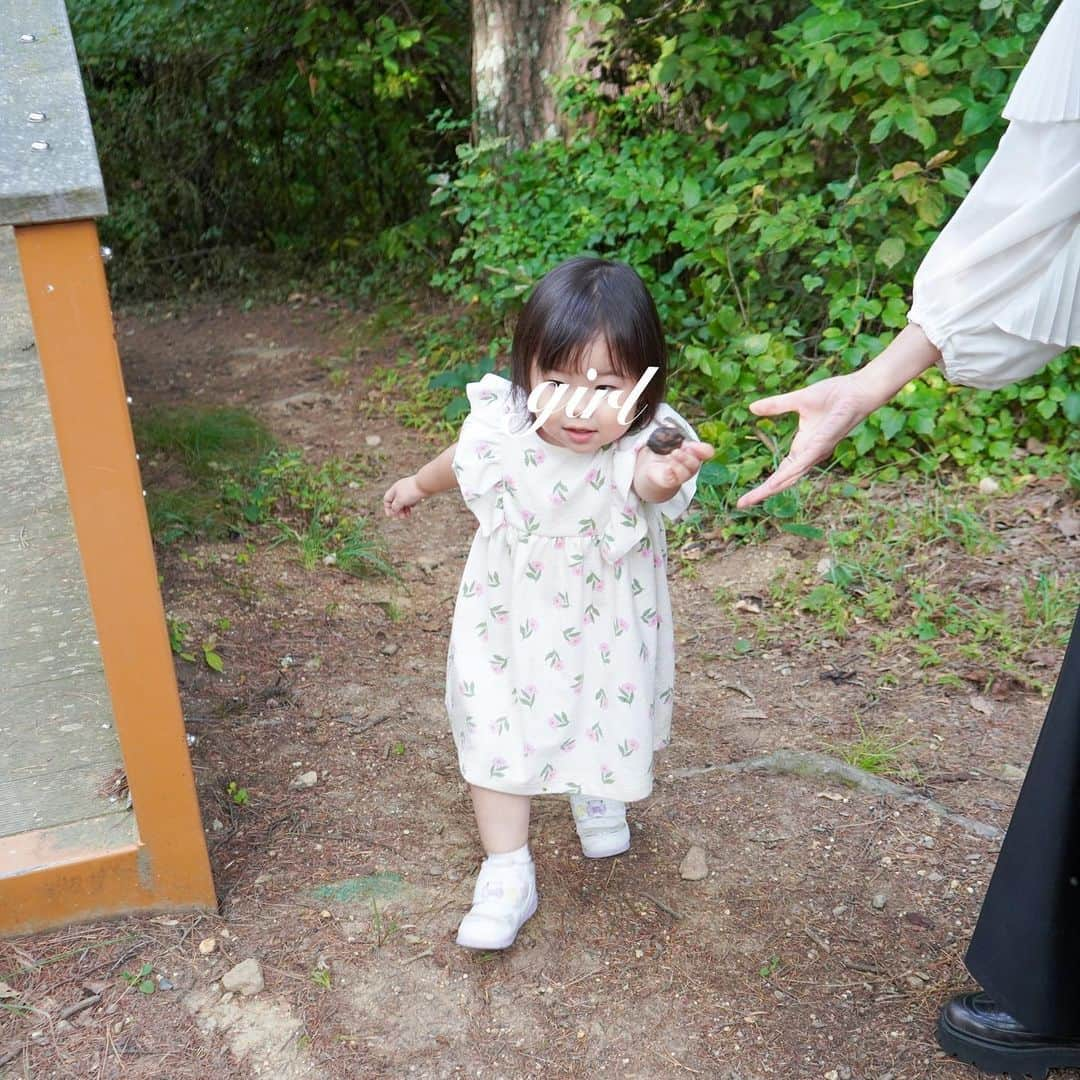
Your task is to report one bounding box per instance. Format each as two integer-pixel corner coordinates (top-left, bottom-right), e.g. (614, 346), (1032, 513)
(221, 958), (264, 996)
(290, 770), (318, 790)
(871, 894), (887, 910)
(679, 846), (708, 881)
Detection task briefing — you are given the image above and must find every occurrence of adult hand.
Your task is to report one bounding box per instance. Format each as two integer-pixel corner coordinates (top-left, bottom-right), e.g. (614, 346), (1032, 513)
(735, 323), (942, 509)
(735, 375), (877, 508)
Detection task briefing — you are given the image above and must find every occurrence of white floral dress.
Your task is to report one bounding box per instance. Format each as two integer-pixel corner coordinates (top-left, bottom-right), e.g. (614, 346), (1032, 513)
(445, 372), (699, 803)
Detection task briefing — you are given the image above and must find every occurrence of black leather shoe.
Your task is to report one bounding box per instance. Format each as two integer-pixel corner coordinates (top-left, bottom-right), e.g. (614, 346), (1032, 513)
(938, 992), (1080, 1078)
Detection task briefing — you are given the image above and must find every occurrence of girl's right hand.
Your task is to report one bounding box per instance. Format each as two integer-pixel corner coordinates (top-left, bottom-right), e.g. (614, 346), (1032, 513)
(383, 474), (426, 518)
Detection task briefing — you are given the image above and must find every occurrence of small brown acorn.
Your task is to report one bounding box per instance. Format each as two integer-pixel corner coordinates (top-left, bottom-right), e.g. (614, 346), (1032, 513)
(646, 421), (687, 455)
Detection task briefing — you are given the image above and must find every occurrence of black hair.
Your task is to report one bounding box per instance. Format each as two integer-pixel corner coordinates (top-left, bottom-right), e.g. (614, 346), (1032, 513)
(507, 256), (667, 437)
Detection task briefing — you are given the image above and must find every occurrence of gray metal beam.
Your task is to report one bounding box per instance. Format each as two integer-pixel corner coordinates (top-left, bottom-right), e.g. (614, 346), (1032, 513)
(0, 0), (107, 225)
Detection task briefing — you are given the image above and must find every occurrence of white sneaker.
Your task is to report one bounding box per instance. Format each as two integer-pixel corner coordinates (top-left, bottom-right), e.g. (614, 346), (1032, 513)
(570, 795), (630, 858)
(456, 851), (538, 950)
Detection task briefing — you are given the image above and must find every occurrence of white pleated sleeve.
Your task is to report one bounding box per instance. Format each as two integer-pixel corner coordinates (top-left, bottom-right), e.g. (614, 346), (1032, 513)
(906, 0), (1080, 390)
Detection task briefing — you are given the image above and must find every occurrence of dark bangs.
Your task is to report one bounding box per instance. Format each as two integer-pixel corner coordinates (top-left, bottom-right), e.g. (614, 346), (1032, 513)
(508, 257), (667, 436)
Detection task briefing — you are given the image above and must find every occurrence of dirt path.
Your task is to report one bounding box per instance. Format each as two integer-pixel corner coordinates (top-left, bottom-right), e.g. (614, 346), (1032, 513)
(2, 293), (1076, 1079)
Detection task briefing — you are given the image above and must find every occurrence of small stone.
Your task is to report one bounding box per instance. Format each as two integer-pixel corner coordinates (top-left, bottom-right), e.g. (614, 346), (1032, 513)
(920, 835), (936, 849)
(198, 937), (217, 955)
(319, 910), (332, 919)
(380, 642), (400, 656)
(365, 435), (382, 447)
(679, 846), (708, 881)
(832, 904), (847, 917)
(1001, 763), (1026, 781)
(838, 1069), (852, 1080)
(211, 819), (224, 831)
(871, 894), (887, 910)
(56, 1020), (74, 1034)
(816, 556), (835, 578)
(290, 770), (318, 789)
(978, 476), (1000, 495)
(221, 958), (264, 996)
(906, 974), (925, 989)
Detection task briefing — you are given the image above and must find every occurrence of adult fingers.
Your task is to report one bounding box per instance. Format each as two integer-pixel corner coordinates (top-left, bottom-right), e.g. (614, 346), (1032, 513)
(747, 388), (812, 418)
(734, 454), (810, 509)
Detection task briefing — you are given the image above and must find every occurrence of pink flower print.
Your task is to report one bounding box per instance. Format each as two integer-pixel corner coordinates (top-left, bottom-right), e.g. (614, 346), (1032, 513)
(563, 626), (582, 646)
(560, 738), (576, 753)
(620, 504), (638, 529)
(617, 682), (636, 705)
(588, 721), (604, 742)
(520, 616), (539, 640)
(653, 552), (663, 568)
(613, 616), (630, 638)
(599, 642), (611, 664)
(583, 602), (600, 625)
(618, 738), (639, 758)
(600, 765), (615, 785)
(524, 742), (536, 757)
(525, 560), (544, 582)
(540, 762), (556, 783)
(489, 653), (509, 673)
(489, 757), (508, 779)
(554, 537), (566, 550)
(534, 448), (546, 465)
(571, 673), (584, 694)
(475, 620), (488, 641)
(549, 480), (569, 505)
(474, 440), (495, 461)
(640, 607), (661, 628)
(489, 603), (509, 623)
(595, 687), (608, 710)
(553, 590), (570, 609)
(501, 473), (518, 497)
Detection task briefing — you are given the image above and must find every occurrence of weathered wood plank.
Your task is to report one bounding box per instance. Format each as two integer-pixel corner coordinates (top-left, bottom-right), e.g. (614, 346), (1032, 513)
(0, 225), (129, 839)
(0, 0), (108, 225)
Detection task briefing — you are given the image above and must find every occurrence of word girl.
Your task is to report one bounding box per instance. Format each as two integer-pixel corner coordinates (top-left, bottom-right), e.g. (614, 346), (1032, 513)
(383, 256), (714, 949)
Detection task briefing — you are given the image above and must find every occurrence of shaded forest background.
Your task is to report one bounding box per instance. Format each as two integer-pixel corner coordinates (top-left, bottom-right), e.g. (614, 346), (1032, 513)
(70, 0), (1077, 490)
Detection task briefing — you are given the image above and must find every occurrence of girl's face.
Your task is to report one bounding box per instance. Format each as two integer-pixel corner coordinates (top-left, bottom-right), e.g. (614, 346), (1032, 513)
(528, 339), (642, 454)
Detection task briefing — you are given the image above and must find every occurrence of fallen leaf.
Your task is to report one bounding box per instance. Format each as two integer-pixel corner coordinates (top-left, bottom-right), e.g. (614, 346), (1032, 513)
(968, 696), (995, 717)
(734, 595), (765, 615)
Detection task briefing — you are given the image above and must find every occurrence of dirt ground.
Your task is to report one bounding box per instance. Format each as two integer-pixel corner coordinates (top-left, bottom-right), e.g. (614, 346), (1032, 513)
(2, 291), (1077, 1079)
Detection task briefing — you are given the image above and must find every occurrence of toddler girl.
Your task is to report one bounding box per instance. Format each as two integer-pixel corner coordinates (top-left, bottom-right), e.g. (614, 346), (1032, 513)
(383, 256), (713, 950)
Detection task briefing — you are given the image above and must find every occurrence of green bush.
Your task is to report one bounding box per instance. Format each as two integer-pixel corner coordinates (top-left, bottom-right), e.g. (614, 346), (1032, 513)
(71, 0), (467, 296)
(431, 0), (1078, 486)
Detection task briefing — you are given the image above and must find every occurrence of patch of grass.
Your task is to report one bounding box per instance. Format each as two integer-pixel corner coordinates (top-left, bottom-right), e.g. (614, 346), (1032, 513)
(764, 481), (1077, 688)
(824, 719), (922, 783)
(135, 406), (397, 580)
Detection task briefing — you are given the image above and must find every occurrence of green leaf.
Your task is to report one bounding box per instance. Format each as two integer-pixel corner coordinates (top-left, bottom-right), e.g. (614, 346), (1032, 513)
(204, 649), (224, 673)
(898, 29), (929, 54)
(1063, 392), (1080, 424)
(876, 407), (906, 440)
(962, 102), (1001, 137)
(682, 177), (702, 210)
(782, 523), (825, 539)
(876, 237), (906, 268)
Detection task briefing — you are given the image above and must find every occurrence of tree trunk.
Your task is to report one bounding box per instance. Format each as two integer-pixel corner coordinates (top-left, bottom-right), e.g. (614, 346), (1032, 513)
(471, 0), (590, 150)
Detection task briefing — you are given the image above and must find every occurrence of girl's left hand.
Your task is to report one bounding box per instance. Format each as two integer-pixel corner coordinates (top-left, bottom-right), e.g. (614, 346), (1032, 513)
(639, 440), (714, 492)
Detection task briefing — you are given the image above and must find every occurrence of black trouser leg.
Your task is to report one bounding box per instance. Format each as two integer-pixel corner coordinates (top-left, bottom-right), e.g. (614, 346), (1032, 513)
(965, 604), (1080, 1034)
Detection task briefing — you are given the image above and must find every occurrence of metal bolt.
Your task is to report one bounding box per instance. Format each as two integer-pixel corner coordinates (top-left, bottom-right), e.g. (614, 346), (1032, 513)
(100, 245), (113, 263)
(28, 112), (46, 123)
(30, 140), (49, 152)
(127, 395), (133, 404)
(19, 33), (36, 43)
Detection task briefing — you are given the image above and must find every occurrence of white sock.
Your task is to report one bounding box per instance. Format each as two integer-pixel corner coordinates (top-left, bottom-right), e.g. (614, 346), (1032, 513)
(486, 843), (531, 867)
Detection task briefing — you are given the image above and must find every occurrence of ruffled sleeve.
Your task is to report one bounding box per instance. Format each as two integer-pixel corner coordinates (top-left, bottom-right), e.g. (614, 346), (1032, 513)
(452, 372), (514, 537)
(599, 404), (700, 564)
(906, 5), (1080, 390)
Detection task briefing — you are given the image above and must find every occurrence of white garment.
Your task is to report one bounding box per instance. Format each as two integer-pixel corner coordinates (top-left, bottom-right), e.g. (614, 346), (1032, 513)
(907, 0), (1080, 389)
(445, 372), (698, 802)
